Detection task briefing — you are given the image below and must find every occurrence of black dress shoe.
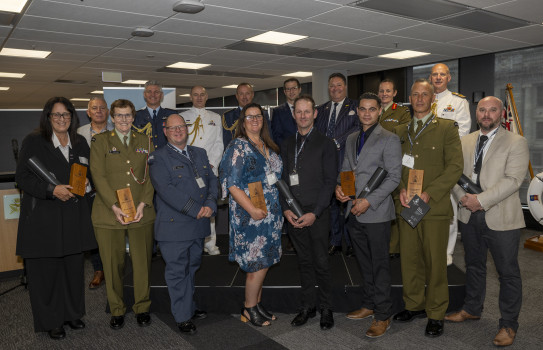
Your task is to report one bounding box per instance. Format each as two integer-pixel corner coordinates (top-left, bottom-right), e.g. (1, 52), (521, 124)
(136, 312), (151, 327)
(291, 308), (316, 326)
(64, 319), (85, 330)
(393, 309), (427, 322)
(178, 320), (197, 335)
(425, 319), (444, 337)
(328, 245), (342, 255)
(389, 253), (400, 259)
(192, 309), (207, 320)
(320, 309), (334, 330)
(110, 315), (125, 330)
(345, 246), (354, 257)
(48, 327), (66, 340)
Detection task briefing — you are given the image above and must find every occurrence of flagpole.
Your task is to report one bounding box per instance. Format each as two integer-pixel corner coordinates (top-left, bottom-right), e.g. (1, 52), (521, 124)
(506, 83), (534, 179)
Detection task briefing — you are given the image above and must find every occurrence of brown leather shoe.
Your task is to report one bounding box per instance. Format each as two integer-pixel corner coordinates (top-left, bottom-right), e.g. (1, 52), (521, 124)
(89, 271), (105, 289)
(493, 327), (516, 346)
(346, 307), (374, 320)
(444, 310), (480, 322)
(366, 318), (391, 338)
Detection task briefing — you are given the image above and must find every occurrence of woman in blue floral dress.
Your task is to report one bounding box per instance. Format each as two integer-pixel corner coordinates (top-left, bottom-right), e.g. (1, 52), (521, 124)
(219, 103), (283, 327)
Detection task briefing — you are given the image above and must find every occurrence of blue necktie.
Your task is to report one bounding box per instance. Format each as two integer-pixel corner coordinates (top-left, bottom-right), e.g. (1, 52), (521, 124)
(181, 149), (188, 157)
(326, 102), (338, 138)
(356, 131), (365, 158)
(152, 109), (157, 120)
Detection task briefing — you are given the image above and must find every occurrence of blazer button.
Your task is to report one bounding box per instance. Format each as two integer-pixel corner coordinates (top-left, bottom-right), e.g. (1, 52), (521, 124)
(127, 183), (130, 187)
(200, 195), (203, 198)
(432, 146), (435, 149)
(416, 142), (419, 145)
(126, 160), (130, 164)
(178, 175), (182, 178)
(415, 154), (419, 158)
(170, 218), (174, 222)
(126, 171), (130, 175)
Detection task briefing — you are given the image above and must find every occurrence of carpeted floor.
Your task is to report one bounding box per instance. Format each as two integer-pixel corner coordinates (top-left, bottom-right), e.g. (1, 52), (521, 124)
(1, 228), (542, 349)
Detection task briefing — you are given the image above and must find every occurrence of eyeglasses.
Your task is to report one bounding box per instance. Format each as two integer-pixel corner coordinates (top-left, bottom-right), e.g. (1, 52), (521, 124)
(166, 124), (188, 132)
(284, 87), (300, 92)
(245, 115), (263, 121)
(90, 106), (107, 111)
(113, 113), (134, 120)
(50, 112), (71, 120)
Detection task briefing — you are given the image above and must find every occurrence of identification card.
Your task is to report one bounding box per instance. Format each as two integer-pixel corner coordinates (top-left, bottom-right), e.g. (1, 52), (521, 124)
(289, 173), (299, 186)
(402, 154), (415, 169)
(267, 173), (278, 185)
(196, 177), (205, 188)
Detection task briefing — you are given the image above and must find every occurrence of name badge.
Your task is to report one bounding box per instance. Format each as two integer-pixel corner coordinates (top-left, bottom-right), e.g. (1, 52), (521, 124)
(196, 177), (205, 188)
(289, 173), (299, 186)
(267, 173), (278, 186)
(402, 154), (415, 169)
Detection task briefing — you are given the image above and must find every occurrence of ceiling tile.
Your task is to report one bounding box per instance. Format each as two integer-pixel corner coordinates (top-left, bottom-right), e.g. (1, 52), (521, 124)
(154, 18), (263, 40)
(5, 38), (111, 55)
(493, 25), (543, 45)
(481, 0), (543, 23)
(451, 35), (533, 51)
(150, 31), (238, 48)
(323, 43), (394, 57)
(204, 0), (339, 19)
(9, 28), (126, 47)
(388, 23), (480, 42)
(280, 20), (377, 42)
(354, 34), (434, 50)
(35, 0), (175, 17)
(117, 40), (213, 55)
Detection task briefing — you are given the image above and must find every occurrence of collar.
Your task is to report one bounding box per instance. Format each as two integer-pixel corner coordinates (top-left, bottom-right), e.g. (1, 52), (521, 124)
(435, 89), (451, 100)
(169, 143), (189, 154)
(479, 126), (500, 137)
(52, 132), (71, 148)
(190, 107), (206, 114)
(412, 112), (433, 127)
(287, 102), (294, 110)
(361, 123), (378, 138)
(147, 106), (161, 116)
(115, 128), (131, 143)
(331, 98), (346, 107)
(383, 101), (393, 111)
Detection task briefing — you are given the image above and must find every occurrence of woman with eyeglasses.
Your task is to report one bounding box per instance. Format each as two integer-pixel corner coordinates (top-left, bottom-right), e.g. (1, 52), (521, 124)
(219, 102), (283, 327)
(90, 99), (155, 330)
(15, 97), (96, 339)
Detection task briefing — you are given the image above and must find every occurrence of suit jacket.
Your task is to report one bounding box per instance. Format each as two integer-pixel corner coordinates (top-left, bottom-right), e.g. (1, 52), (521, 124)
(134, 107), (177, 150)
(280, 129), (338, 217)
(149, 144), (218, 242)
(341, 124), (402, 223)
(315, 98), (359, 170)
(16, 132), (96, 258)
(222, 107), (271, 150)
(90, 130), (155, 229)
(394, 116), (463, 220)
(271, 102), (297, 149)
(452, 127), (528, 230)
(379, 103), (411, 133)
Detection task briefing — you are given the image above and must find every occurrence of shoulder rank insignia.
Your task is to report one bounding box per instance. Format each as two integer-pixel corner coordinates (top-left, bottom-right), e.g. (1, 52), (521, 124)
(454, 121), (459, 127)
(392, 103), (397, 110)
(91, 137), (96, 142)
(110, 132), (115, 136)
(451, 92), (466, 99)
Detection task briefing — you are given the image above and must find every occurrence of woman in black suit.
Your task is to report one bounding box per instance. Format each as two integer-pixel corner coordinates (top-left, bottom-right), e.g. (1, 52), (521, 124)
(16, 97), (96, 340)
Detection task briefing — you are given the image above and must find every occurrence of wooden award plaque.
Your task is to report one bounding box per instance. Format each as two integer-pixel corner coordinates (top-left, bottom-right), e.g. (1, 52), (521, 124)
(340, 170), (356, 198)
(116, 188), (137, 223)
(69, 163), (87, 197)
(407, 169), (424, 201)
(248, 181), (267, 214)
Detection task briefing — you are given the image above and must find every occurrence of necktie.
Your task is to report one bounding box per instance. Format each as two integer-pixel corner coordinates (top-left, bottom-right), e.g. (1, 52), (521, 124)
(356, 131), (365, 158)
(123, 135), (128, 147)
(152, 109), (157, 120)
(181, 149), (188, 158)
(416, 120), (423, 133)
(474, 135), (488, 185)
(326, 102), (338, 138)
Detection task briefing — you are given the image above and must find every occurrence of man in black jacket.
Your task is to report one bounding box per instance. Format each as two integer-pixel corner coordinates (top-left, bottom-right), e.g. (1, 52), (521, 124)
(280, 95), (338, 331)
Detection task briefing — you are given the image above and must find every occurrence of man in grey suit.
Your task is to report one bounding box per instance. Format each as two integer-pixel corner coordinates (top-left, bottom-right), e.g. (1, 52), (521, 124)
(447, 96), (529, 347)
(149, 114), (218, 335)
(335, 92), (402, 338)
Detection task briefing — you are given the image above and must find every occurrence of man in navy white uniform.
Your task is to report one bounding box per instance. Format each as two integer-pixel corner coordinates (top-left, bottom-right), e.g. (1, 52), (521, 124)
(149, 114), (218, 335)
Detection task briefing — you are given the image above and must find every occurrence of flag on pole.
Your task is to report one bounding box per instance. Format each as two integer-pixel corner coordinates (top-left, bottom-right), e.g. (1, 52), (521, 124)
(503, 92), (519, 134)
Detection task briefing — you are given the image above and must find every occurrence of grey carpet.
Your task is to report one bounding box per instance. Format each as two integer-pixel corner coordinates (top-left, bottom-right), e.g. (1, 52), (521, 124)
(1, 229), (543, 349)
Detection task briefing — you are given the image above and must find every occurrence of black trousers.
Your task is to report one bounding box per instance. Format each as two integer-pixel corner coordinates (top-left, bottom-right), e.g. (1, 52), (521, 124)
(459, 211), (522, 332)
(348, 215), (392, 320)
(288, 209), (333, 310)
(25, 253), (85, 332)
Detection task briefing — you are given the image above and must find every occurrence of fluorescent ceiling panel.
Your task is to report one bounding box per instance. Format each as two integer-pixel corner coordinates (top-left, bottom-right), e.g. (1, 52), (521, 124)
(91, 90), (104, 94)
(283, 72), (312, 77)
(0, 72), (25, 78)
(70, 98), (91, 101)
(0, 0), (27, 13)
(222, 85), (238, 88)
(0, 87), (10, 91)
(167, 62), (210, 69)
(246, 31), (307, 45)
(0, 47), (51, 58)
(122, 80), (148, 84)
(378, 50), (430, 59)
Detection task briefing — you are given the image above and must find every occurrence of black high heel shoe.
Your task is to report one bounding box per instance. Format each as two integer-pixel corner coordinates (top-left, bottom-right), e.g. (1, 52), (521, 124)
(240, 306), (270, 327)
(257, 303), (277, 321)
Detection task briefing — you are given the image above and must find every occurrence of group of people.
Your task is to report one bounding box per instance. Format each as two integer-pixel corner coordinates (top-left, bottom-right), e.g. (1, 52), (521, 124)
(15, 62), (527, 347)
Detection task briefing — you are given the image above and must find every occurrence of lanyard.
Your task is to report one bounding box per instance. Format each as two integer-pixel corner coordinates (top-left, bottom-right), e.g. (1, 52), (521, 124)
(406, 115), (436, 154)
(474, 128), (498, 169)
(294, 127), (313, 173)
(168, 143), (201, 178)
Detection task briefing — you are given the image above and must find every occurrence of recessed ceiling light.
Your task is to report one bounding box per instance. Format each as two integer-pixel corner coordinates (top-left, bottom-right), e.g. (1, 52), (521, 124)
(91, 90), (104, 94)
(122, 80), (148, 85)
(167, 62), (210, 69)
(179, 94), (190, 97)
(0, 72), (25, 78)
(282, 71), (312, 77)
(0, 48), (51, 59)
(378, 50), (430, 59)
(70, 98), (91, 102)
(0, 87), (10, 91)
(246, 31), (307, 45)
(222, 85), (239, 89)
(0, 0), (28, 13)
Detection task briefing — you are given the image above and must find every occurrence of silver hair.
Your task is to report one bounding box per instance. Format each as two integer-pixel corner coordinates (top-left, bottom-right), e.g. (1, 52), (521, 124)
(144, 80), (163, 91)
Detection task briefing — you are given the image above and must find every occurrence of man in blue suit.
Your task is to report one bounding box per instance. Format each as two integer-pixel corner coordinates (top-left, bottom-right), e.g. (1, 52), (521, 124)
(315, 73), (359, 256)
(222, 82), (271, 150)
(134, 80), (177, 149)
(272, 78), (301, 149)
(149, 114), (218, 335)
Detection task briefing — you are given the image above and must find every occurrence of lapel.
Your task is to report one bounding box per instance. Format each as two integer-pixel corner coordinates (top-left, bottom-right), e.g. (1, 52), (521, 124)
(336, 99), (352, 125)
(466, 131), (479, 176)
(108, 131), (128, 158)
(45, 140), (69, 164)
(414, 114), (437, 140)
(380, 105), (392, 122)
(482, 127), (504, 169)
(356, 125), (382, 168)
(166, 143), (191, 166)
